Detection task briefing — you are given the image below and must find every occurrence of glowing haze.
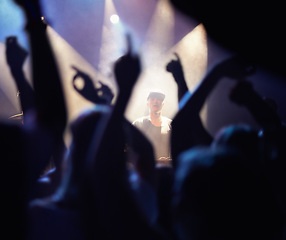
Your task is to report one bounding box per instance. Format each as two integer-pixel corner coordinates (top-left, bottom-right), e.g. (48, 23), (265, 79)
(0, 0), (207, 127)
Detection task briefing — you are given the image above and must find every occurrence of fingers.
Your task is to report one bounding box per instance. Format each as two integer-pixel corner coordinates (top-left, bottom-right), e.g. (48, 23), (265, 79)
(71, 66), (87, 80)
(72, 66), (80, 82)
(174, 52), (180, 61)
(244, 64), (256, 75)
(72, 66), (86, 85)
(166, 52), (181, 72)
(71, 65), (80, 72)
(6, 36), (17, 45)
(217, 55), (256, 80)
(125, 33), (133, 56)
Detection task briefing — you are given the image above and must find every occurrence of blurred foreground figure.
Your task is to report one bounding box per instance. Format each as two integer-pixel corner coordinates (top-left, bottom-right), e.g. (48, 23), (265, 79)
(172, 145), (284, 240)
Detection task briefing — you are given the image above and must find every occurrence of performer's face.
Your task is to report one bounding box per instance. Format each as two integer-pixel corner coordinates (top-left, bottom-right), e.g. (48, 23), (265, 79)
(147, 97), (164, 113)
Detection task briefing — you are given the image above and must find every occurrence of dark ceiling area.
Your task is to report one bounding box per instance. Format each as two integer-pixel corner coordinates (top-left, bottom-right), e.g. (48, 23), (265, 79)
(171, 0), (286, 78)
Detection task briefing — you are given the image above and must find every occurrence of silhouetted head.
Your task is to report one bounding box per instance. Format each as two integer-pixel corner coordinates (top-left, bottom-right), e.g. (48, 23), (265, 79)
(55, 107), (110, 208)
(263, 96), (278, 113)
(67, 106), (111, 173)
(172, 146), (283, 240)
(211, 124), (261, 164)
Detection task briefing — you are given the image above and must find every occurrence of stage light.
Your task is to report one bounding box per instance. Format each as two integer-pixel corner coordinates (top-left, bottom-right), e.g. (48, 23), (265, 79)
(110, 14), (119, 24)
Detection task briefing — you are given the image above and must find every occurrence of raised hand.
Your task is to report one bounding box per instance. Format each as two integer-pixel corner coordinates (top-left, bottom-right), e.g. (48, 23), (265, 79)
(229, 80), (281, 129)
(6, 36), (28, 72)
(214, 55), (256, 80)
(166, 53), (188, 101)
(166, 53), (185, 84)
(114, 36), (141, 96)
(97, 80), (114, 104)
(229, 80), (255, 106)
(72, 66), (114, 105)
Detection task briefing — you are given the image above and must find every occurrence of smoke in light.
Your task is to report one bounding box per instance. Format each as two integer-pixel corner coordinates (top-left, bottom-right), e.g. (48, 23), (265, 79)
(168, 24), (208, 92)
(140, 0), (175, 67)
(0, 0), (208, 129)
(46, 26), (114, 145)
(124, 0), (208, 124)
(46, 26), (111, 121)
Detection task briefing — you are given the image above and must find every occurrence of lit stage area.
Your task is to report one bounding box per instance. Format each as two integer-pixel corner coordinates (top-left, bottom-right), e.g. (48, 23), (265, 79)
(0, 0), (286, 143)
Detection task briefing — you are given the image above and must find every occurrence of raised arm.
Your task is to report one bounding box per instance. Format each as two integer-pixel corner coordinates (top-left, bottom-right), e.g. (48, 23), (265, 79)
(14, 0), (67, 133)
(229, 80), (281, 129)
(5, 36), (35, 116)
(170, 56), (252, 168)
(13, 0), (67, 194)
(84, 41), (168, 239)
(88, 45), (141, 198)
(166, 53), (188, 101)
(166, 53), (213, 167)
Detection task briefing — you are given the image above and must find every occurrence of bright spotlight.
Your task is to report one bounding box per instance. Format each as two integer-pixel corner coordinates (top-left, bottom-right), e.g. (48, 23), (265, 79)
(110, 14), (119, 24)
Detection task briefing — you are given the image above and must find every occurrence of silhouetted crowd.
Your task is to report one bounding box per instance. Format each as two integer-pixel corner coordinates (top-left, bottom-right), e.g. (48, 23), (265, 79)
(2, 1), (286, 240)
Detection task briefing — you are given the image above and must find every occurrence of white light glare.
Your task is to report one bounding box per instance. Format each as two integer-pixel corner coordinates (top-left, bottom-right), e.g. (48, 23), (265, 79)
(110, 14), (119, 24)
